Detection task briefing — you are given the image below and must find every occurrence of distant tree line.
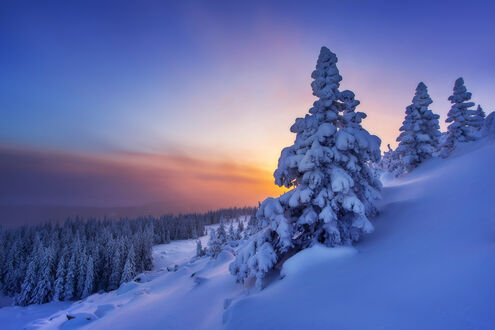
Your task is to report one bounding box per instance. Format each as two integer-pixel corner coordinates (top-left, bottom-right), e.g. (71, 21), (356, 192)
(0, 206), (254, 306)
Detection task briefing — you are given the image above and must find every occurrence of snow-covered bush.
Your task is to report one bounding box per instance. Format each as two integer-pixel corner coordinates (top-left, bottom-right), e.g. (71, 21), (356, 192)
(206, 228), (223, 258)
(439, 78), (481, 157)
(395, 82), (441, 174)
(379, 144), (403, 176)
(230, 46), (382, 289)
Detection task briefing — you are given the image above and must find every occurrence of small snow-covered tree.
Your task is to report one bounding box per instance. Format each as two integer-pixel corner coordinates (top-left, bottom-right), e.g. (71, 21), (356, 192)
(469, 105), (485, 136)
(230, 229), (277, 289)
(206, 229), (222, 258)
(230, 46), (381, 289)
(395, 82), (441, 173)
(238, 219), (245, 235)
(195, 240), (204, 257)
(216, 219), (227, 244)
(120, 246), (135, 285)
(439, 78), (477, 157)
(227, 222), (235, 241)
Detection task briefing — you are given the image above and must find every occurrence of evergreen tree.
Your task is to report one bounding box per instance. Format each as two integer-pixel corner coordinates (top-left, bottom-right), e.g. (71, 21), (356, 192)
(82, 256), (94, 298)
(238, 219), (245, 235)
(64, 253), (77, 300)
(228, 222), (235, 241)
(230, 47), (381, 289)
(469, 105), (485, 134)
(108, 246), (122, 291)
(439, 78), (477, 157)
(120, 246), (136, 285)
(395, 82), (441, 174)
(31, 247), (55, 304)
(76, 249), (87, 299)
(216, 220), (227, 244)
(53, 254), (66, 301)
(207, 229), (222, 258)
(195, 240), (204, 257)
(15, 258), (38, 306)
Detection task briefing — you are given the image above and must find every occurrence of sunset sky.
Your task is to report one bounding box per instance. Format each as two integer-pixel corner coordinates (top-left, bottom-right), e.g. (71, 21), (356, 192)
(1, 0), (494, 223)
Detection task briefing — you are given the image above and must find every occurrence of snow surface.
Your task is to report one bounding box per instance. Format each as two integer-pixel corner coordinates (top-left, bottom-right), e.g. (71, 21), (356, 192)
(1, 138), (494, 329)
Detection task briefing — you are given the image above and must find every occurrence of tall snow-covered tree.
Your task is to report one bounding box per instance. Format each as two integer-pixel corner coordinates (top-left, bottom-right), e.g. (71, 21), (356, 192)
(108, 245), (123, 291)
(230, 46), (381, 289)
(31, 247), (55, 304)
(15, 258), (38, 306)
(64, 252), (77, 300)
(439, 78), (477, 157)
(53, 254), (66, 301)
(82, 256), (94, 298)
(395, 82), (441, 173)
(120, 246), (136, 285)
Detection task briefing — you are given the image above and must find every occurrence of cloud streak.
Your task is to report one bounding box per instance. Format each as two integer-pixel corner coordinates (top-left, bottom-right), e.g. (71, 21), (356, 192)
(0, 145), (283, 225)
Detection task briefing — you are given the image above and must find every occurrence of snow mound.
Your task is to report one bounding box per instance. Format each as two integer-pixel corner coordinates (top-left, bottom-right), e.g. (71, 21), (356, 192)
(280, 244), (356, 278)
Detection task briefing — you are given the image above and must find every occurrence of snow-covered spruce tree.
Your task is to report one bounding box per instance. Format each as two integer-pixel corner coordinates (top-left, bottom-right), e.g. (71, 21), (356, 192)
(63, 252), (77, 300)
(469, 105), (485, 136)
(195, 240), (204, 258)
(31, 247), (55, 304)
(82, 256), (94, 298)
(481, 111), (495, 137)
(120, 246), (136, 285)
(216, 219), (227, 244)
(230, 47), (381, 289)
(15, 258), (38, 306)
(206, 228), (222, 258)
(228, 222), (235, 242)
(238, 219), (245, 235)
(108, 245), (123, 291)
(53, 254), (66, 301)
(395, 82), (441, 174)
(439, 78), (477, 157)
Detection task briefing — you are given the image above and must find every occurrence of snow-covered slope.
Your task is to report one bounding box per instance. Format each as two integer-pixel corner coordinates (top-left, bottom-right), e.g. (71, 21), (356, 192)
(1, 139), (494, 329)
(224, 138), (495, 330)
